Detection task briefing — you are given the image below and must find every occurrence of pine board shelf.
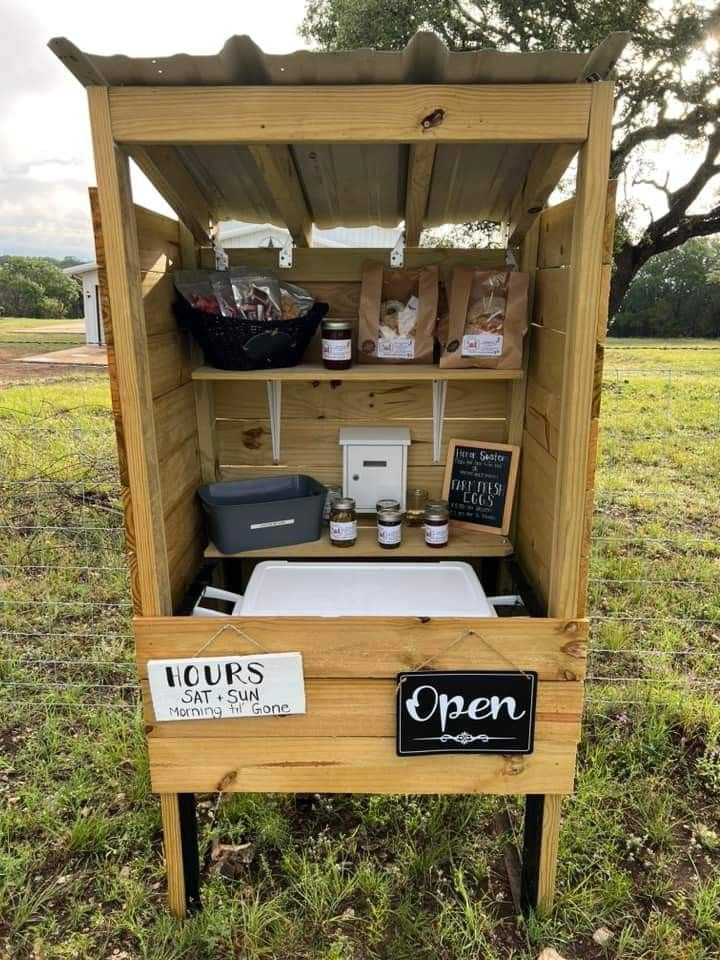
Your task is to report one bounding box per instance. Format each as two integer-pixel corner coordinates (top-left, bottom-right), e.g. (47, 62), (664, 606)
(192, 364), (524, 382)
(204, 523), (513, 559)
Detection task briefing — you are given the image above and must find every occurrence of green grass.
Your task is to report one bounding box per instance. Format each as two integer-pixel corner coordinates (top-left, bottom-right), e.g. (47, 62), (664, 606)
(1, 341), (719, 959)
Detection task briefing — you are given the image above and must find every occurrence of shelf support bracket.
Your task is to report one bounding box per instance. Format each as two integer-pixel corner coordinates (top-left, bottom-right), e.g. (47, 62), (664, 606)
(266, 381), (282, 464)
(432, 380), (447, 464)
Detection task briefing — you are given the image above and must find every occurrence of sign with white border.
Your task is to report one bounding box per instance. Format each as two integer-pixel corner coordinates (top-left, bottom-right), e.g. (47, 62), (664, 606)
(147, 653), (305, 722)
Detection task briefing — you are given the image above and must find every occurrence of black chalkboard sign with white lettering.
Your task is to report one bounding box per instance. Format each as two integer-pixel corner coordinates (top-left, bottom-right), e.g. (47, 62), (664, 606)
(441, 440), (520, 535)
(396, 670), (537, 755)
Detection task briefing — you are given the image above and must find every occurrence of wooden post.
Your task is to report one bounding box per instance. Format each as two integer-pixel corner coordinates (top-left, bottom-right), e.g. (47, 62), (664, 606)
(87, 86), (187, 915)
(532, 81), (614, 915)
(160, 794), (189, 917)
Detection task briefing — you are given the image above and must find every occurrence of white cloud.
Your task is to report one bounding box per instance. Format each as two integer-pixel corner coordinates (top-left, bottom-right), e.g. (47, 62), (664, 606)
(0, 0), (306, 258)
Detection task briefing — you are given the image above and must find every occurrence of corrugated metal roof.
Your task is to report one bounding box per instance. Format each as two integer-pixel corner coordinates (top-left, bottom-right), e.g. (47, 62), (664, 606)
(50, 31), (629, 237)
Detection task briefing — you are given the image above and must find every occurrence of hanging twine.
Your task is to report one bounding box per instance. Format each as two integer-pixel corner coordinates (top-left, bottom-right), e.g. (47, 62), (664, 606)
(395, 628), (533, 693)
(191, 622), (270, 659)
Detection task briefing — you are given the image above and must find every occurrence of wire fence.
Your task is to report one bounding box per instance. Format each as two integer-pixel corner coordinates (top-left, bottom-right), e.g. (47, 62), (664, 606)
(0, 346), (718, 716)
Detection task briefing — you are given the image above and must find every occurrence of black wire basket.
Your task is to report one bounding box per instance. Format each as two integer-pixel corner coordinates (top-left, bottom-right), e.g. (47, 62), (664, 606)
(175, 298), (328, 370)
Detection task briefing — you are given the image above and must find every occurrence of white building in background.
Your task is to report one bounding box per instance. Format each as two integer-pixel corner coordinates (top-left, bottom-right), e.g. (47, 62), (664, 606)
(63, 261), (104, 346)
(219, 222), (402, 249)
(65, 223), (402, 346)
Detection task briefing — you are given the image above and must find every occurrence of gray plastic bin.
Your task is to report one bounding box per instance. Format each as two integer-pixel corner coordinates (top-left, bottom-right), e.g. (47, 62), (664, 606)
(198, 475), (327, 554)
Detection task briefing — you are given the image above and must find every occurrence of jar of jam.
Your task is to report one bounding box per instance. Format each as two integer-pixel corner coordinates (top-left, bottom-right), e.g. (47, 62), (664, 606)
(424, 500), (449, 548)
(405, 487), (428, 526)
(376, 498), (401, 514)
(321, 319), (353, 371)
(329, 497), (357, 547)
(377, 507), (402, 549)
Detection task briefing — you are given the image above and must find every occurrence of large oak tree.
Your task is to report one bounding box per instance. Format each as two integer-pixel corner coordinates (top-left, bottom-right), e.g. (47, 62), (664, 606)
(302, 0), (720, 316)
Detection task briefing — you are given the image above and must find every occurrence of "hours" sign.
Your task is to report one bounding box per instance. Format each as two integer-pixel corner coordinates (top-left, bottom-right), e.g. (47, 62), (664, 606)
(147, 653), (306, 722)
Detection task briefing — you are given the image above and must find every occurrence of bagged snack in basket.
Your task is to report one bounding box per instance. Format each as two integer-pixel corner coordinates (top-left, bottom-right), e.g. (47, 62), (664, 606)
(358, 263), (438, 364)
(174, 270), (224, 315)
(280, 280), (314, 320)
(229, 267), (282, 323)
(209, 271), (239, 317)
(439, 268), (529, 369)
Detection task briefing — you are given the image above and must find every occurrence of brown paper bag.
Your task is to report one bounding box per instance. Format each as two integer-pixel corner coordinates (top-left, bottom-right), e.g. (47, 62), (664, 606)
(358, 263), (439, 364)
(440, 268), (529, 369)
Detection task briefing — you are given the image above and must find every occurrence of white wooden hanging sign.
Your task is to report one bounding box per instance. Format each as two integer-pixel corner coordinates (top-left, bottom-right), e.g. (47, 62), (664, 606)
(147, 653), (306, 722)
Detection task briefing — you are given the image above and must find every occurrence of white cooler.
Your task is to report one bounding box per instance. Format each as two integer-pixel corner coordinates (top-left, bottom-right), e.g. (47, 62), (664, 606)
(233, 560), (498, 618)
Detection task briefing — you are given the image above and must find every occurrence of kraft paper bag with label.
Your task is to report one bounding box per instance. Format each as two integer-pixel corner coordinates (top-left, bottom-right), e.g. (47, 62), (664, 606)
(358, 262), (439, 364)
(439, 268), (529, 369)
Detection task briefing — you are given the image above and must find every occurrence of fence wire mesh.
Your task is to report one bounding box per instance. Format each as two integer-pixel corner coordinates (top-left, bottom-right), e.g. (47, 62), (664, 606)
(0, 342), (718, 718)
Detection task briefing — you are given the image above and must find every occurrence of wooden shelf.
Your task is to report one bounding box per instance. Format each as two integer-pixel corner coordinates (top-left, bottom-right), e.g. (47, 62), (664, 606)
(204, 523), (513, 559)
(192, 363), (524, 382)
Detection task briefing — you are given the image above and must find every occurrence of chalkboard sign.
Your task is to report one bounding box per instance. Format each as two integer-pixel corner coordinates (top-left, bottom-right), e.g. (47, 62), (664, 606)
(397, 671), (537, 755)
(441, 440), (520, 535)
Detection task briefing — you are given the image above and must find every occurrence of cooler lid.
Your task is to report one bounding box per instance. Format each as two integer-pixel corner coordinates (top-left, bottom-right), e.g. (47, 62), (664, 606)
(241, 560), (496, 618)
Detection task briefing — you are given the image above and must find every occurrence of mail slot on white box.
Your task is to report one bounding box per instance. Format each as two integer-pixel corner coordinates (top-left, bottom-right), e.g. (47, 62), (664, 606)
(339, 426), (411, 512)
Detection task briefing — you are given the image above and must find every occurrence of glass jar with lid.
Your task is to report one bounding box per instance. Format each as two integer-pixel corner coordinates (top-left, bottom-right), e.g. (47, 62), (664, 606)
(405, 487), (428, 526)
(377, 507), (402, 550)
(321, 319), (353, 371)
(424, 499), (449, 548)
(329, 497), (357, 547)
(376, 497), (401, 514)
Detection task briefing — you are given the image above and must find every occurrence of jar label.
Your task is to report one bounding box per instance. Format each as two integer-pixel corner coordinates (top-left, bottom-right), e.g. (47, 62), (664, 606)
(377, 523), (402, 545)
(322, 338), (352, 361)
(378, 337), (414, 360)
(462, 333), (503, 357)
(425, 522), (449, 545)
(330, 519), (357, 541)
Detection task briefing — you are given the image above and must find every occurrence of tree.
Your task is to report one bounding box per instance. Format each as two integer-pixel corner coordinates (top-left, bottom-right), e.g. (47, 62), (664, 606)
(612, 237), (720, 336)
(301, 0), (720, 317)
(0, 258), (82, 319)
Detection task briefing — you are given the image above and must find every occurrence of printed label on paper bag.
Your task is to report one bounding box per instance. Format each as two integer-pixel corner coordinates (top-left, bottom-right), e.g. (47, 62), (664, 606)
(378, 338), (415, 360)
(330, 520), (357, 541)
(322, 338), (352, 361)
(462, 333), (503, 357)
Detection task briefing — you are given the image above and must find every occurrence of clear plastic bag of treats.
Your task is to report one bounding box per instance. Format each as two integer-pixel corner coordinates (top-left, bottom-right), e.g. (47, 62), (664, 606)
(279, 280), (314, 320)
(358, 262), (438, 364)
(229, 267), (282, 323)
(440, 267), (529, 369)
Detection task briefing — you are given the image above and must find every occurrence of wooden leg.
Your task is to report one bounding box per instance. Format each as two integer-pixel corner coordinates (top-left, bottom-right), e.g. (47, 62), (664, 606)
(160, 793), (200, 917)
(537, 794), (562, 913)
(160, 793), (187, 917)
(520, 793), (562, 915)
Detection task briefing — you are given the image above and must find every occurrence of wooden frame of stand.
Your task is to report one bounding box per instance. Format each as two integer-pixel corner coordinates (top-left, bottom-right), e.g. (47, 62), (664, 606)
(85, 78), (616, 918)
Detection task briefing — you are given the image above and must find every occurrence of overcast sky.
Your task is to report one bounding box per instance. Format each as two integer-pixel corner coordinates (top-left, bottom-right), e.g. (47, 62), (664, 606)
(1, 0), (712, 261)
(0, 0), (307, 259)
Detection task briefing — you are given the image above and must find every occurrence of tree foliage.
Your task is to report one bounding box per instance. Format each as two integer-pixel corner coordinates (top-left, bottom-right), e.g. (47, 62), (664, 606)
(0, 258), (82, 319)
(612, 237), (720, 336)
(301, 0), (720, 319)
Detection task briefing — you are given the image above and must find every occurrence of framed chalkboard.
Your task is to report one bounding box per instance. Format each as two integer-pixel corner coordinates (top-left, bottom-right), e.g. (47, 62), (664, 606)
(397, 670), (537, 755)
(441, 440), (520, 535)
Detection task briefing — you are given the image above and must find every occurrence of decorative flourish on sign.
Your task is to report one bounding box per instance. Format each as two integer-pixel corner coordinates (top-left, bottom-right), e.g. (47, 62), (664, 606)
(414, 731), (517, 746)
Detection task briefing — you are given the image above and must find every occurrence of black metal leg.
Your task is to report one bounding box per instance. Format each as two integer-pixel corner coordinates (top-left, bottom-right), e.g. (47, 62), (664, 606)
(520, 793), (544, 915)
(178, 792), (201, 913)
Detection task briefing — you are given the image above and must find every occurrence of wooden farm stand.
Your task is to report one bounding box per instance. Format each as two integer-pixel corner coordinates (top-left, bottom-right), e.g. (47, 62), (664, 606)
(52, 30), (626, 917)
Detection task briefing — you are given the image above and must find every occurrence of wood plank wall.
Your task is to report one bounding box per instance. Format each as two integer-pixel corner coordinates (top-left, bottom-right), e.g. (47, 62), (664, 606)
(198, 248), (512, 497)
(138, 209), (204, 610)
(515, 183), (616, 609)
(92, 192), (204, 611)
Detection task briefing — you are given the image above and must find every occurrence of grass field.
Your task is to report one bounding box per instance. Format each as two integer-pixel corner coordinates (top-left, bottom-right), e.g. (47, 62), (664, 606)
(1, 340), (719, 960)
